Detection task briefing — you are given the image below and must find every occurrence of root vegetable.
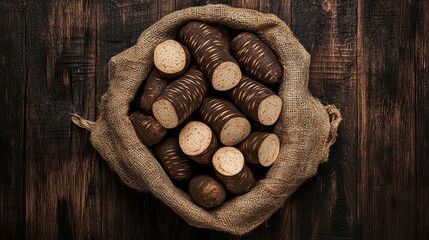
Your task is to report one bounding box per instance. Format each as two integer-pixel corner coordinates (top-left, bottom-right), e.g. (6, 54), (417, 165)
(154, 137), (194, 182)
(178, 21), (241, 91)
(231, 32), (282, 86)
(179, 121), (218, 165)
(238, 131), (280, 167)
(139, 69), (169, 113)
(153, 66), (209, 129)
(154, 39), (191, 78)
(212, 147), (256, 195)
(211, 24), (232, 48)
(230, 76), (282, 126)
(199, 97), (251, 146)
(129, 112), (167, 146)
(188, 175), (226, 208)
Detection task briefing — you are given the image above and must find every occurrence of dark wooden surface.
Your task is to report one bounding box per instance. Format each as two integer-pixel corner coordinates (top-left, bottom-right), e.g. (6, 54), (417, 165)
(0, 0), (427, 239)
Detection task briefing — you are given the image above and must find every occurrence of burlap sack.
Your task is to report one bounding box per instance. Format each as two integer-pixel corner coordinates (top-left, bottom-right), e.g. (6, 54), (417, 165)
(71, 4), (341, 235)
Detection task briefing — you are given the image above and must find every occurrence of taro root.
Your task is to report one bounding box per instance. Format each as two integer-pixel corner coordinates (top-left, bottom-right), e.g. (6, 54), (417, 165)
(178, 21), (241, 91)
(229, 76), (282, 126)
(188, 175), (226, 208)
(154, 137), (194, 182)
(139, 69), (169, 113)
(154, 39), (191, 79)
(130, 111), (167, 146)
(179, 121), (218, 166)
(199, 97), (251, 146)
(238, 131), (280, 167)
(135, 22), (285, 209)
(210, 23), (232, 48)
(153, 66), (209, 129)
(231, 32), (282, 86)
(212, 147), (256, 195)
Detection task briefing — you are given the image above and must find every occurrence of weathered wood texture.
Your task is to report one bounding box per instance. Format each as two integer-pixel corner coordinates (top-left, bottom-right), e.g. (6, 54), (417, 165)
(97, 1), (159, 239)
(25, 0), (100, 239)
(0, 0), (427, 239)
(358, 0), (416, 239)
(416, 0), (428, 238)
(0, 1), (25, 239)
(291, 0), (358, 239)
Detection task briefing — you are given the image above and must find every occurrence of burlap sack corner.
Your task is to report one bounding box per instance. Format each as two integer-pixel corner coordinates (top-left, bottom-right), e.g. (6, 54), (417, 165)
(71, 4), (342, 235)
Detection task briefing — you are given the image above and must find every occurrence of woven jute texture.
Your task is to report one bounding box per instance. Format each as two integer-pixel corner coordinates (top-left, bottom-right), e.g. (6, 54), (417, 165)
(72, 4), (342, 235)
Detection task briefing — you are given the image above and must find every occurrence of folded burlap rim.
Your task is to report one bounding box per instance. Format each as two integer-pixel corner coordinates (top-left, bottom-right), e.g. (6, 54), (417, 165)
(71, 4), (342, 235)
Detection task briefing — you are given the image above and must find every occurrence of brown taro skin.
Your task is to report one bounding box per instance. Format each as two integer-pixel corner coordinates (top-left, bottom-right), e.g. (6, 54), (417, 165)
(154, 137), (194, 182)
(139, 69), (169, 114)
(231, 32), (282, 86)
(216, 164), (255, 195)
(229, 76), (282, 126)
(152, 66), (209, 129)
(188, 175), (226, 208)
(250, 119), (273, 132)
(178, 21), (241, 91)
(212, 147), (256, 195)
(129, 111), (167, 147)
(238, 131), (280, 167)
(199, 97), (251, 146)
(210, 24), (232, 48)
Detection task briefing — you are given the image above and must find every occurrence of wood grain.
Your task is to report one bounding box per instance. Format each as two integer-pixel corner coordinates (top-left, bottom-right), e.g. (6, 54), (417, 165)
(230, 0), (258, 10)
(291, 0), (358, 239)
(416, 0), (429, 238)
(0, 1), (26, 239)
(358, 0), (416, 238)
(25, 0), (100, 238)
(96, 0), (160, 239)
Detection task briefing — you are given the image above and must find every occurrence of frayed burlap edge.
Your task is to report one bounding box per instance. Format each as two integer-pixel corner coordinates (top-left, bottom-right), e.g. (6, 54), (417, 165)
(71, 4), (342, 235)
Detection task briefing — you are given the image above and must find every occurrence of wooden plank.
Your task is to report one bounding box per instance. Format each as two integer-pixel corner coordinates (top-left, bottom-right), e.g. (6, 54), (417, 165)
(96, 0), (160, 97)
(357, 0), (416, 238)
(0, 1), (26, 238)
(416, 0), (429, 238)
(25, 0), (100, 238)
(275, 0), (292, 26)
(157, 0), (175, 19)
(231, 0), (292, 27)
(230, 0), (258, 10)
(178, 0), (231, 9)
(290, 0), (358, 239)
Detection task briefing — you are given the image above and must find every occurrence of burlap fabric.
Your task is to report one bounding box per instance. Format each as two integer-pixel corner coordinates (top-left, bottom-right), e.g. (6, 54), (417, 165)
(71, 4), (342, 235)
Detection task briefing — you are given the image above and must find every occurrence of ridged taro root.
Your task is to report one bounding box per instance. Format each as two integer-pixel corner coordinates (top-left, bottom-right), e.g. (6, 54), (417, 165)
(199, 97), (251, 146)
(230, 76), (282, 126)
(153, 66), (209, 129)
(139, 69), (169, 113)
(154, 39), (191, 79)
(210, 24), (232, 48)
(129, 111), (167, 146)
(178, 21), (241, 91)
(179, 121), (218, 165)
(238, 131), (280, 167)
(212, 147), (256, 195)
(188, 175), (226, 208)
(231, 32), (282, 86)
(154, 137), (194, 182)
